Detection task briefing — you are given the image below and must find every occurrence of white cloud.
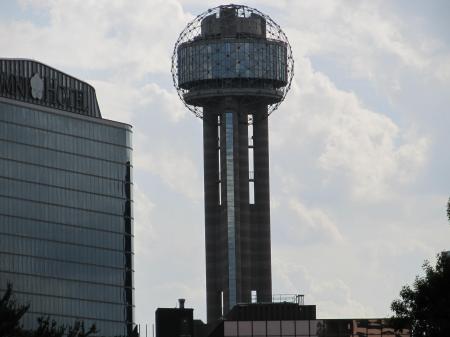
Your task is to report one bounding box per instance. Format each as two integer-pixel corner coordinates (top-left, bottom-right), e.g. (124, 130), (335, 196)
(273, 258), (374, 318)
(5, 0), (191, 78)
(283, 0), (450, 83)
(90, 80), (138, 123)
(134, 185), (156, 255)
(288, 199), (344, 243)
(139, 111), (202, 203)
(139, 83), (187, 123)
(271, 57), (429, 200)
(134, 140), (203, 202)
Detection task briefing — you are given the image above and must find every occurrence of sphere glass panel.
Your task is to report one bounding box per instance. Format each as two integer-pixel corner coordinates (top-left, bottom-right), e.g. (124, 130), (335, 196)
(178, 40), (288, 88)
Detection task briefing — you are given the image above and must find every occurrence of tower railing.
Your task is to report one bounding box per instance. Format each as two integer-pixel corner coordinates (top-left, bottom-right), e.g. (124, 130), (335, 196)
(244, 294), (305, 305)
(272, 294), (304, 305)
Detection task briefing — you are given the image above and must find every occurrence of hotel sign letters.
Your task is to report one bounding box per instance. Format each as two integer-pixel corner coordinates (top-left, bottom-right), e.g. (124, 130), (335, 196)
(0, 70), (87, 112)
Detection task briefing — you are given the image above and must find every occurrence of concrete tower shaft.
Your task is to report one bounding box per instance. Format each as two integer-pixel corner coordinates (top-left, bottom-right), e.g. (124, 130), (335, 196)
(202, 98), (272, 322)
(172, 4), (293, 323)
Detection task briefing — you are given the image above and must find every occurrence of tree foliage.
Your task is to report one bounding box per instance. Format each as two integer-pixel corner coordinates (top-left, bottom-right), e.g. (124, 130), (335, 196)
(0, 283), (29, 337)
(1, 283), (98, 337)
(30, 317), (97, 337)
(391, 252), (450, 337)
(30, 317), (66, 337)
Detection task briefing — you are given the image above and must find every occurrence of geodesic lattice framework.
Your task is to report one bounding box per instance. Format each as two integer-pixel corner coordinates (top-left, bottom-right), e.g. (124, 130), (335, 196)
(171, 4), (294, 120)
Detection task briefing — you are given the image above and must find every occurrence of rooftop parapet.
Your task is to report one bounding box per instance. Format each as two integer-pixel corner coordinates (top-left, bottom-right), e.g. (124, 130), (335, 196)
(0, 58), (101, 118)
(201, 7), (266, 38)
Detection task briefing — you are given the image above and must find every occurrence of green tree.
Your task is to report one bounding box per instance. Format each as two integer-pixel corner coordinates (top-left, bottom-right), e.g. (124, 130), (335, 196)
(391, 252), (450, 337)
(1, 284), (98, 337)
(27, 317), (97, 337)
(65, 320), (97, 337)
(30, 317), (65, 337)
(0, 283), (29, 337)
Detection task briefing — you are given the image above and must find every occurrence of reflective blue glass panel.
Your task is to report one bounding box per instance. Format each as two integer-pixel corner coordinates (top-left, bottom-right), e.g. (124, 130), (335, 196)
(178, 39), (288, 87)
(225, 112), (236, 309)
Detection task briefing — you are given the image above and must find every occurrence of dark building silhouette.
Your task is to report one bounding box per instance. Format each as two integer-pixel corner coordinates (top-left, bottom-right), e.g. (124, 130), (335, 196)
(0, 59), (134, 336)
(155, 299), (194, 337)
(172, 5), (294, 323)
(155, 300), (410, 337)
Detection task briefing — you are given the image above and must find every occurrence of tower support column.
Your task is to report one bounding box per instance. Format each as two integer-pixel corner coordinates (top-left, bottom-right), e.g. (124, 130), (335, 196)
(203, 100), (272, 321)
(251, 105), (272, 303)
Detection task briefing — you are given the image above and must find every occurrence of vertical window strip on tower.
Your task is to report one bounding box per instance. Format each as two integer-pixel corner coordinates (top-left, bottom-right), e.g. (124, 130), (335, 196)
(248, 119), (255, 205)
(218, 115), (222, 205)
(225, 112), (236, 309)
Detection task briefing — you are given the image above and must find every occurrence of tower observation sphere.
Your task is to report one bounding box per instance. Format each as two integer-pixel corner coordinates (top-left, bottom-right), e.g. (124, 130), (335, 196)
(171, 4), (294, 323)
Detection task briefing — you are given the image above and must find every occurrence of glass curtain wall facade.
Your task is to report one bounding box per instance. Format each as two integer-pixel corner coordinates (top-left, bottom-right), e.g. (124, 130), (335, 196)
(0, 97), (133, 336)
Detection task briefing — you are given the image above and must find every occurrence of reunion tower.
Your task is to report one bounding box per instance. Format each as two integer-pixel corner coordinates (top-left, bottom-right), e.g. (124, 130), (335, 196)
(172, 4), (294, 323)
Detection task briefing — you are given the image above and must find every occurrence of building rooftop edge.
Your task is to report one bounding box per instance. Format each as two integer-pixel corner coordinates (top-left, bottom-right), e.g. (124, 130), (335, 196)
(0, 57), (97, 92)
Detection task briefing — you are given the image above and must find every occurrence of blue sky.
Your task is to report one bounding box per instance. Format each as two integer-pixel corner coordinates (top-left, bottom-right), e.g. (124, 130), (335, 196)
(1, 0), (450, 325)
